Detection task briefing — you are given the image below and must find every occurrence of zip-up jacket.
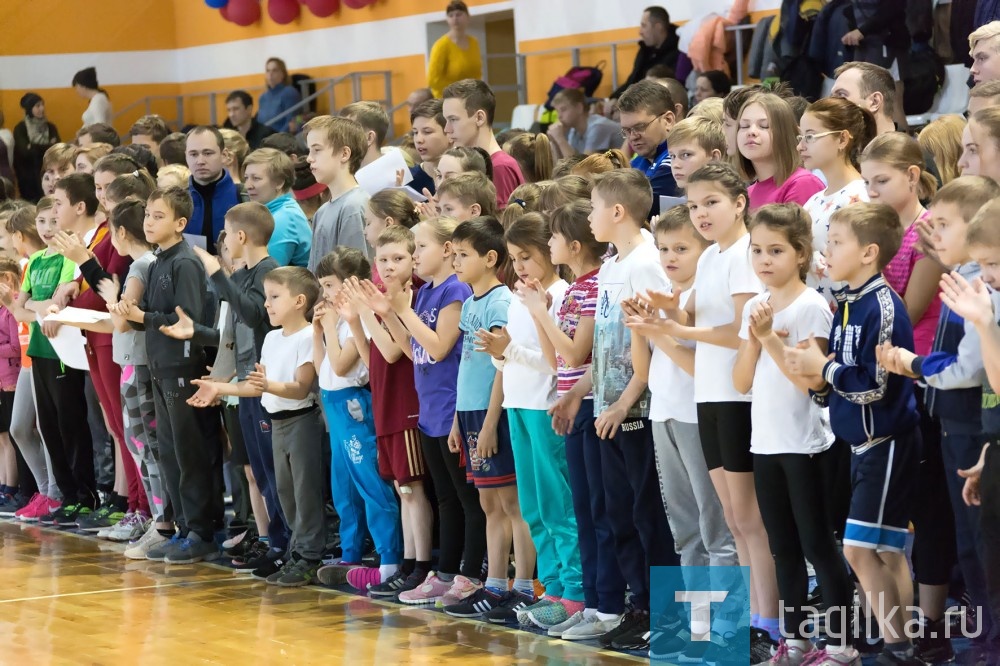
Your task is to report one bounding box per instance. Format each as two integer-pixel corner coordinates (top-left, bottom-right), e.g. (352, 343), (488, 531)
(812, 274), (919, 449)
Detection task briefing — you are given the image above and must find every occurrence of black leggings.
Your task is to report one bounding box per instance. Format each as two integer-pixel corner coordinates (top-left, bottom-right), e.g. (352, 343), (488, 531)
(755, 448), (854, 645)
(420, 432), (486, 579)
(910, 392), (957, 587)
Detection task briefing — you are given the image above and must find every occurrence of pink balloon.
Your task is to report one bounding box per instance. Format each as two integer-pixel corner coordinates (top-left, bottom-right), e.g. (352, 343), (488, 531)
(342, 0), (372, 8)
(228, 0), (261, 26)
(305, 0), (340, 17)
(268, 0), (300, 23)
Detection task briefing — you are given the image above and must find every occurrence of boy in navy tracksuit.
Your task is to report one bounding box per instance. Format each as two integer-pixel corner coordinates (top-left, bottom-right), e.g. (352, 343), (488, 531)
(786, 203), (920, 665)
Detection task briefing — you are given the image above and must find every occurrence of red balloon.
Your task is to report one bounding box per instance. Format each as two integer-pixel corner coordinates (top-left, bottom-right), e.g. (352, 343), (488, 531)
(268, 0), (299, 23)
(342, 0), (372, 7)
(305, 0), (339, 17)
(228, 0), (261, 25)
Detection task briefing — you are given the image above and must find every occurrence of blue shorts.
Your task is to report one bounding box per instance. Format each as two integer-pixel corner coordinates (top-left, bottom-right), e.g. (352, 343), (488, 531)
(458, 409), (516, 489)
(843, 428), (920, 553)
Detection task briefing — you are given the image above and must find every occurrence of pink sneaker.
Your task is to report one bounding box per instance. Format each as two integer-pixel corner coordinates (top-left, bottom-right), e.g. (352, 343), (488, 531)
(19, 495), (59, 522)
(398, 571), (452, 605)
(437, 575), (483, 608)
(345, 566), (382, 592)
(13, 493), (43, 519)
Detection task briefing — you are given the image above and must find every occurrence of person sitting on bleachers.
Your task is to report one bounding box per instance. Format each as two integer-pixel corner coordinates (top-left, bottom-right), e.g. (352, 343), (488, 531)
(546, 88), (620, 159)
(970, 21), (1000, 84)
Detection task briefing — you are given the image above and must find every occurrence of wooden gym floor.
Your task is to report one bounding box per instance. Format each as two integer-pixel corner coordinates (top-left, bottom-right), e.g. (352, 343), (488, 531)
(0, 520), (644, 665)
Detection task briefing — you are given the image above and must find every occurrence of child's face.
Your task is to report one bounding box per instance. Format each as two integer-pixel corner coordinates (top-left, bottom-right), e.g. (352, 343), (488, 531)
(548, 231), (575, 267)
(75, 155), (95, 174)
(35, 208), (58, 246)
(737, 102), (773, 165)
(41, 170), (58, 196)
(413, 224), (448, 280)
(657, 227), (705, 287)
(52, 188), (79, 231)
(438, 193), (478, 222)
(588, 190), (617, 243)
(222, 220), (244, 261)
(670, 140), (715, 189)
(797, 112), (845, 171)
(959, 124), (981, 177)
(452, 238), (491, 285)
(319, 275), (342, 303)
(970, 244), (1000, 289)
(306, 130), (342, 186)
(144, 198), (183, 246)
(750, 223), (805, 289)
(263, 280), (303, 327)
(93, 169), (116, 211)
(685, 181), (745, 244)
(929, 201), (970, 267)
(442, 98), (480, 148)
(132, 134), (160, 159)
(364, 209), (390, 248)
(825, 220), (871, 284)
(243, 162), (282, 204)
(412, 116), (451, 163)
(861, 160), (914, 212)
(435, 154), (463, 185)
(722, 113), (739, 157)
(374, 241), (414, 286)
(507, 242), (552, 284)
(969, 120), (1000, 185)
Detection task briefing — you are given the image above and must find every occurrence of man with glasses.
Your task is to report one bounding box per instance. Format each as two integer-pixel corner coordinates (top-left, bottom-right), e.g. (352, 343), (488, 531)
(618, 80), (678, 218)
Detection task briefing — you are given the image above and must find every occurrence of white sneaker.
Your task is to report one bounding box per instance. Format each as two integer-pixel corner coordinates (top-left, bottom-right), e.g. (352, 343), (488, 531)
(100, 512), (149, 542)
(547, 611), (584, 637)
(560, 613), (624, 641)
(124, 523), (168, 560)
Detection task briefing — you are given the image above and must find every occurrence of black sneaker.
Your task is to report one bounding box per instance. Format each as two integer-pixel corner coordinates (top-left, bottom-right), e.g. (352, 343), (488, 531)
(231, 539), (269, 567)
(443, 587), (503, 618)
(251, 556), (288, 581)
(235, 547), (279, 572)
(611, 609), (652, 651)
(52, 504), (92, 527)
(77, 500), (124, 531)
(276, 558), (321, 587)
(599, 610), (646, 648)
(484, 590), (535, 625)
(649, 618), (687, 661)
(750, 627), (776, 664)
(367, 569), (413, 598)
(703, 631), (748, 666)
(876, 646), (929, 666)
(914, 619), (955, 665)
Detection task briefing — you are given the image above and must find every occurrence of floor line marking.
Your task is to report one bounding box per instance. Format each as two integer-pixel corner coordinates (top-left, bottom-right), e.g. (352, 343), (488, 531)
(0, 577), (250, 605)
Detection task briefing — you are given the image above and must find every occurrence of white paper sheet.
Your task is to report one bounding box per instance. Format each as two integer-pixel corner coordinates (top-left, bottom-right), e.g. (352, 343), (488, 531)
(183, 233), (207, 251)
(38, 314), (89, 370)
(392, 185), (428, 202)
(355, 149), (413, 195)
(44, 306), (111, 324)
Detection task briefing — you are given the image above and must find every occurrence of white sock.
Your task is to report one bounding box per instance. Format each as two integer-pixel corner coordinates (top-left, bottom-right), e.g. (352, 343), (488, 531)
(596, 611), (621, 621)
(379, 564), (398, 582)
(583, 607), (598, 619)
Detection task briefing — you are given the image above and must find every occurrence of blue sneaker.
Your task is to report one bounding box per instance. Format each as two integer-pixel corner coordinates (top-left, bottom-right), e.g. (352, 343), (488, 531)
(146, 533), (183, 561)
(165, 532), (220, 564)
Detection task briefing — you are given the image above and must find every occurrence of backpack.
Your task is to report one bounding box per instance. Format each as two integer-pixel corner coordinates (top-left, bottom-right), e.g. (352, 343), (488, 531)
(903, 42), (945, 115)
(543, 62), (605, 111)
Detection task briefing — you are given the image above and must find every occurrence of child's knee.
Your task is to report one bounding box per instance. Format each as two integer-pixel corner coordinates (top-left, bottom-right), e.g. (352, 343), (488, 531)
(844, 544), (874, 569)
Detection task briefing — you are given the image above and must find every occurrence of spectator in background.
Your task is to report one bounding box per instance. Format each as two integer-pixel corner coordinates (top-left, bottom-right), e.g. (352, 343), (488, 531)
(72, 67), (112, 128)
(186, 126), (246, 253)
(428, 2), (483, 98)
(13, 93), (59, 202)
(159, 132), (187, 166)
(73, 143), (113, 174)
(129, 114), (170, 163)
(219, 129), (249, 185)
(618, 80), (678, 217)
(340, 101), (390, 169)
(609, 7), (679, 102)
(842, 0), (910, 130)
(970, 21), (1000, 84)
(407, 88), (435, 111)
(645, 70), (690, 119)
(969, 80), (1000, 115)
(262, 132), (308, 163)
(258, 58), (301, 133)
(694, 70), (732, 104)
(918, 115), (965, 185)
(547, 88), (620, 158)
(0, 111), (12, 187)
(224, 90), (276, 150)
(76, 123), (120, 148)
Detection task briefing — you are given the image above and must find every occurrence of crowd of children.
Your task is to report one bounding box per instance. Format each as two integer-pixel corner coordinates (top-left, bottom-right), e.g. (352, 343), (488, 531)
(8, 35), (1000, 666)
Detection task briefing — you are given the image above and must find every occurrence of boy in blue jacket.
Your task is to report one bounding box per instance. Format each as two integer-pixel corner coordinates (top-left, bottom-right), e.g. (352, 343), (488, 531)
(786, 202), (920, 666)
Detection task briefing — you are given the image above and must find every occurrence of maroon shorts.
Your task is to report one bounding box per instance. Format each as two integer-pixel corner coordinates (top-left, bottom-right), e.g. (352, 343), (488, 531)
(377, 428), (426, 485)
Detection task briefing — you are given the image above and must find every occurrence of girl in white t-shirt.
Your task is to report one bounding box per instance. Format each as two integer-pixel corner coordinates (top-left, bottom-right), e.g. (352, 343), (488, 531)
(642, 163), (777, 650)
(798, 97), (876, 308)
(732, 204), (856, 664)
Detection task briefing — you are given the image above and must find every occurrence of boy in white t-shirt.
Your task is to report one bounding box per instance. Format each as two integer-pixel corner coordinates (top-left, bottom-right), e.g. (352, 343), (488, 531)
(191, 267), (326, 587)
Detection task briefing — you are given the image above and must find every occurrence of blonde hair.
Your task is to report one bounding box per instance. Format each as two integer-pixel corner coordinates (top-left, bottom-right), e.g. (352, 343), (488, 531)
(966, 198), (1000, 249)
(688, 96), (725, 124)
(538, 175), (592, 211)
(368, 188), (420, 228)
(74, 143), (113, 168)
(918, 115), (966, 185)
(500, 181), (550, 229)
(970, 20), (1000, 56)
(219, 128), (249, 175)
(42, 143), (76, 172)
(737, 93), (801, 185)
(572, 150), (630, 178)
(302, 115), (367, 174)
(243, 147), (295, 192)
(157, 164), (190, 189)
(436, 172), (498, 216)
(667, 116), (726, 156)
(416, 216), (460, 245)
(860, 132), (938, 201)
(504, 133), (553, 183)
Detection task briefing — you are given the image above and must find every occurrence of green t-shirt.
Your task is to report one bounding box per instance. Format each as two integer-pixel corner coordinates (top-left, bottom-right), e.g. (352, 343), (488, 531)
(21, 249), (76, 360)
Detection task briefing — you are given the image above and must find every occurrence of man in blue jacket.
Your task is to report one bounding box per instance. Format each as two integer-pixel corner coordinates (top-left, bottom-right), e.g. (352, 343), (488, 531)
(185, 126), (247, 255)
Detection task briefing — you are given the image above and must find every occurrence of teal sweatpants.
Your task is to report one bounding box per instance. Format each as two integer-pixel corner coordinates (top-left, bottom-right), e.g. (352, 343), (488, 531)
(507, 407), (583, 601)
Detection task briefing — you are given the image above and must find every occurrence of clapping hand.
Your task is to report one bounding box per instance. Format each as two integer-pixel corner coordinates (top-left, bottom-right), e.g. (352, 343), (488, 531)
(158, 306), (195, 340)
(247, 363), (269, 394)
(475, 327), (511, 359)
(50, 230), (90, 265)
(97, 275), (120, 307)
(940, 272), (995, 328)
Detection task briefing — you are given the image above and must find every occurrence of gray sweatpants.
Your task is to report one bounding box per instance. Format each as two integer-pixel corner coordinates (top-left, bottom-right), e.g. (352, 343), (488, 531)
(14, 368), (58, 499)
(272, 408), (326, 561)
(652, 419), (738, 567)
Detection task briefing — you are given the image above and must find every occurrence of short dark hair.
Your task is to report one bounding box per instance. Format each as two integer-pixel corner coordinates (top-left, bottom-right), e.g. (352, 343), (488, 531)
(148, 186), (194, 221)
(829, 202), (903, 271)
(645, 6), (671, 28)
(442, 79), (497, 127)
(834, 61), (897, 117)
(77, 123), (120, 147)
(54, 173), (99, 216)
(446, 1), (469, 14)
(340, 101), (390, 147)
(261, 132), (307, 159)
(225, 201), (275, 246)
(159, 132), (187, 166)
(451, 216), (507, 266)
(129, 115), (169, 143)
(186, 126), (225, 152)
(410, 98), (446, 129)
(264, 266), (320, 312)
(315, 247), (370, 282)
(699, 70), (732, 96)
(226, 90), (253, 107)
(618, 80), (674, 117)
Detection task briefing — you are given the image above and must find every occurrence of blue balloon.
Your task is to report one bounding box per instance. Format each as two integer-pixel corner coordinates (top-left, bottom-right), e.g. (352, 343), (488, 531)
(205, 0), (228, 8)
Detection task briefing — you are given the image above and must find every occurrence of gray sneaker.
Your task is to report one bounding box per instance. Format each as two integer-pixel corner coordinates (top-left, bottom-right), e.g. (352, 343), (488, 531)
(165, 532), (220, 564)
(276, 558), (321, 587)
(145, 533), (183, 561)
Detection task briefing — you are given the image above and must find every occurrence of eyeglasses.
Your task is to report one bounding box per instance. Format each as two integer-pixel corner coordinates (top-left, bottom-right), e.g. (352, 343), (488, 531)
(620, 113), (665, 139)
(796, 131), (841, 145)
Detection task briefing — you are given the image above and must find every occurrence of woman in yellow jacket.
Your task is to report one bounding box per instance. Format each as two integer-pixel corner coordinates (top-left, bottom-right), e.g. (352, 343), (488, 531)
(428, 1), (482, 97)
